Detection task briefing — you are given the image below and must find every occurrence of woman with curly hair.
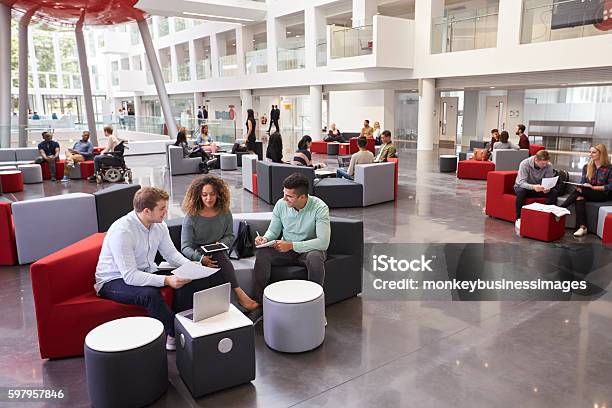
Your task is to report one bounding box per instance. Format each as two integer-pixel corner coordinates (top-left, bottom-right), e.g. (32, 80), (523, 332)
(181, 175), (259, 310)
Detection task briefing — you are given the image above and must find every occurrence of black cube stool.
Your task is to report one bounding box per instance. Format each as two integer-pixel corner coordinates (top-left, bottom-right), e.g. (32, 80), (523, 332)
(439, 155), (458, 173)
(175, 305), (255, 398)
(326, 143), (340, 156)
(85, 317), (168, 408)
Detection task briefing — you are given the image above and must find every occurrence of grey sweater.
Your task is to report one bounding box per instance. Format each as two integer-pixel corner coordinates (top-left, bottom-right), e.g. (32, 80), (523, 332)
(493, 141), (520, 150)
(181, 212), (234, 261)
(514, 156), (554, 190)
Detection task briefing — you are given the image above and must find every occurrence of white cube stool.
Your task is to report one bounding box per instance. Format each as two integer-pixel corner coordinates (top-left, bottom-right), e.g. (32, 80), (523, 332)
(263, 280), (325, 353)
(17, 164), (43, 184)
(220, 153), (238, 170)
(84, 317), (168, 408)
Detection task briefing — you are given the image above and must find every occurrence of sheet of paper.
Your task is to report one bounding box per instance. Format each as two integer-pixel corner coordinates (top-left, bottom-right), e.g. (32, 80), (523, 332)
(256, 240), (277, 249)
(541, 176), (558, 190)
(157, 261), (175, 271)
(172, 262), (219, 280)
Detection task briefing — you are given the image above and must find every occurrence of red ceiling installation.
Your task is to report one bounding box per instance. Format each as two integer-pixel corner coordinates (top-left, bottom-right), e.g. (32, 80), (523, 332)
(0, 0), (147, 25)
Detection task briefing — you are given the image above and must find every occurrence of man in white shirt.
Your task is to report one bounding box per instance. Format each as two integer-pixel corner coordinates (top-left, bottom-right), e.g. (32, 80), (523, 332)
(336, 136), (374, 179)
(95, 187), (220, 350)
(89, 125), (122, 181)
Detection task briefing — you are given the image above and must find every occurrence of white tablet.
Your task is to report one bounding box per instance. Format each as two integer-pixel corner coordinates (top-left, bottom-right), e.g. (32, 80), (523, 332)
(200, 243), (229, 253)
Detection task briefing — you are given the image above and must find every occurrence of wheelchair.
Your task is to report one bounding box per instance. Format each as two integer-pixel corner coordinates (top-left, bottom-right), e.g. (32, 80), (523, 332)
(94, 141), (133, 184)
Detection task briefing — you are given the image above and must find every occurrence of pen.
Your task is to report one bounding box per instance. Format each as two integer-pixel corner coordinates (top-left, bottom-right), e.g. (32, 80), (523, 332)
(256, 231), (261, 237)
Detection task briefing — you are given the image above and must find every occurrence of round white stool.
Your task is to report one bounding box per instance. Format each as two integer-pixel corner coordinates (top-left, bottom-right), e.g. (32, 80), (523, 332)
(263, 280), (325, 353)
(17, 164), (43, 184)
(0, 165), (17, 171)
(85, 317), (168, 408)
(220, 153), (238, 170)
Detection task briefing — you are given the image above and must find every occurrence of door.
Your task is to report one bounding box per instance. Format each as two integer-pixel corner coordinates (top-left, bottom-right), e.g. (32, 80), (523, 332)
(485, 95), (508, 139)
(439, 97), (458, 148)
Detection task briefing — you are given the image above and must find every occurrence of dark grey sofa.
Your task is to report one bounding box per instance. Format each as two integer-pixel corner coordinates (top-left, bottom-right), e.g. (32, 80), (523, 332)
(314, 178), (363, 208)
(256, 161), (315, 204)
(93, 184), (141, 232)
(162, 213), (363, 306)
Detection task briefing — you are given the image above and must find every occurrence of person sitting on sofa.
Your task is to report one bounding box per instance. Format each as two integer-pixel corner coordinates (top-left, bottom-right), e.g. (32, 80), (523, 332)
(292, 135), (325, 169)
(266, 131), (284, 163)
(374, 130), (398, 162)
(493, 131), (520, 151)
(514, 150), (558, 230)
(195, 124), (218, 153)
(61, 131), (94, 182)
(95, 187), (224, 351)
(324, 123), (342, 142)
(181, 175), (259, 311)
(487, 128), (500, 152)
(372, 121), (382, 145)
(175, 130), (217, 171)
(360, 119), (374, 139)
(517, 124), (530, 150)
(250, 173), (331, 323)
(337, 136), (374, 180)
(560, 144), (612, 237)
(36, 131), (60, 181)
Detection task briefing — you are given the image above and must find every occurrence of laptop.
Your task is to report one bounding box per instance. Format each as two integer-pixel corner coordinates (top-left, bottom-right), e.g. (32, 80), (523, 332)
(337, 156), (351, 169)
(183, 283), (231, 322)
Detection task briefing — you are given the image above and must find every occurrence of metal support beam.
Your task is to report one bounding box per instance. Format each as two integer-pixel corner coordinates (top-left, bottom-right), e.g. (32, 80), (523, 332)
(18, 9), (37, 147)
(0, 3), (11, 147)
(137, 19), (177, 138)
(75, 16), (98, 146)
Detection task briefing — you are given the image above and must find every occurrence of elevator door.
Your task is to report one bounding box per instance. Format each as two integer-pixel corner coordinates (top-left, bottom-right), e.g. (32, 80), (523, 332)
(439, 97), (458, 148)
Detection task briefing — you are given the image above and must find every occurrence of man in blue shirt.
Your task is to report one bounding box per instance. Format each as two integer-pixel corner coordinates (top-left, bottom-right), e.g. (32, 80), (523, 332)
(62, 131), (94, 182)
(36, 132), (60, 181)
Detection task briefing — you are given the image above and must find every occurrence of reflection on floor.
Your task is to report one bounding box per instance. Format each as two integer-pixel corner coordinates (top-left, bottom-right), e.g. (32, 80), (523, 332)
(0, 147), (610, 408)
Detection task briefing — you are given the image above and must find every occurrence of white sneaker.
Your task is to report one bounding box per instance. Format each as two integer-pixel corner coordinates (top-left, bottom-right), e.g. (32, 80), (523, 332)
(514, 219), (521, 230)
(166, 335), (176, 351)
(573, 227), (587, 237)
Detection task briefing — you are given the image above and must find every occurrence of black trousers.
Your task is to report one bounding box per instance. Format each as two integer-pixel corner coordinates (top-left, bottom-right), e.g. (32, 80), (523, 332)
(561, 188), (611, 228)
(514, 186), (558, 220)
(253, 248), (326, 303)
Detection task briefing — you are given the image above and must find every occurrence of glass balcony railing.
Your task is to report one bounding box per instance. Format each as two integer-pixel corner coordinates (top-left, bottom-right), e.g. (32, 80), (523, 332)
(36, 72), (59, 89)
(111, 70), (119, 86)
(161, 66), (172, 83)
(196, 58), (212, 80)
(177, 62), (190, 81)
(62, 73), (81, 89)
(431, 7), (499, 54)
(316, 40), (327, 66)
(521, 0), (612, 44)
(245, 49), (268, 74)
(277, 46), (306, 71)
(219, 54), (238, 77)
(330, 25), (373, 59)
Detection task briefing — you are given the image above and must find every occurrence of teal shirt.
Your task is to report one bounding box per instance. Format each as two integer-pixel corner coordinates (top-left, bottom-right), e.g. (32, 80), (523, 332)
(264, 196), (331, 253)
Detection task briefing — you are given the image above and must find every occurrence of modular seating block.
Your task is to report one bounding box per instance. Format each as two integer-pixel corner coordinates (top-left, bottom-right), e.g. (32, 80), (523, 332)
(79, 161), (95, 179)
(0, 171), (24, 192)
(485, 171), (547, 222)
(520, 208), (566, 242)
(256, 161), (315, 204)
(529, 144), (545, 156)
(93, 184), (141, 232)
(30, 233), (174, 359)
(314, 178), (363, 208)
(492, 149), (529, 171)
(349, 137), (375, 155)
(310, 140), (328, 154)
(168, 145), (201, 176)
(603, 214), (612, 244)
(338, 143), (350, 155)
(597, 206), (612, 238)
(387, 158), (399, 200)
(0, 202), (17, 265)
(241, 155), (258, 193)
(41, 160), (65, 180)
(355, 162), (395, 206)
(457, 160), (495, 180)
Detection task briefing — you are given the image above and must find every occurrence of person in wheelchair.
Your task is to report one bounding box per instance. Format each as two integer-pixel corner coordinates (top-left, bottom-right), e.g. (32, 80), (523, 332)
(174, 129), (217, 173)
(88, 125), (132, 183)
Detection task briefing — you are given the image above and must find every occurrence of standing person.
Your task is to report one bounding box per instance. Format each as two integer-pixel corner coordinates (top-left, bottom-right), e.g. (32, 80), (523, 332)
(118, 108), (126, 129)
(62, 131), (94, 182)
(197, 106), (204, 125)
(561, 144), (612, 237)
(266, 131), (284, 163)
(250, 173), (331, 322)
(267, 105), (275, 133)
(374, 130), (398, 162)
(513, 150), (558, 229)
(36, 131), (60, 181)
(517, 124), (530, 150)
(360, 119), (374, 139)
(95, 187), (225, 351)
(274, 104), (281, 133)
(180, 175), (259, 311)
(337, 137), (374, 180)
(231, 109), (257, 155)
(203, 105), (208, 120)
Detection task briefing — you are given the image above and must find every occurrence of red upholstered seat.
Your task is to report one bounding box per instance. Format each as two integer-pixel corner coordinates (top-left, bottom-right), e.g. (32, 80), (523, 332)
(311, 140), (328, 154)
(338, 143), (350, 155)
(30, 233), (174, 359)
(485, 171), (546, 222)
(0, 202), (17, 265)
(520, 207), (566, 242)
(0, 171), (24, 192)
(40, 160), (65, 180)
(603, 214), (612, 245)
(387, 158), (399, 200)
(79, 160), (95, 179)
(252, 174), (258, 195)
(457, 160), (495, 180)
(349, 137), (375, 155)
(529, 144), (545, 156)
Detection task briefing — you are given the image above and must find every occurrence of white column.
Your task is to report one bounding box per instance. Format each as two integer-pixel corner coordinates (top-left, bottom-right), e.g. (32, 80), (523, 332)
(0, 3), (11, 147)
(188, 39), (197, 81)
(267, 17), (285, 72)
(497, 1), (523, 49)
(462, 90), (479, 147)
(352, 0), (378, 27)
(236, 26), (252, 75)
(211, 33), (225, 78)
(310, 85), (322, 139)
(170, 44), (178, 83)
(133, 95), (141, 129)
(417, 78), (436, 151)
(305, 7), (325, 69)
(18, 10), (36, 147)
(414, 0), (444, 72)
(383, 89), (395, 134)
(240, 89), (252, 133)
(75, 18), (99, 146)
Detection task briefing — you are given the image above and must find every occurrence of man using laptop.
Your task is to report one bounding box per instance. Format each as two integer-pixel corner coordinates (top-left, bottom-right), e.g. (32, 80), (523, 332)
(95, 187), (223, 350)
(336, 136), (374, 180)
(251, 173), (331, 323)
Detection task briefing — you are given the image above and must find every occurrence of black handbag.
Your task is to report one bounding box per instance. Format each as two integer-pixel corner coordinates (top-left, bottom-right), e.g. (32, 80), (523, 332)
(229, 221), (255, 259)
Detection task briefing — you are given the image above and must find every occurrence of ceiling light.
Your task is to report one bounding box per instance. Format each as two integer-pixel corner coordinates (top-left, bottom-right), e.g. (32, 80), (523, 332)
(182, 11), (254, 22)
(286, 31), (291, 34)
(232, 43), (235, 46)
(295, 35), (300, 37)
(489, 86), (495, 89)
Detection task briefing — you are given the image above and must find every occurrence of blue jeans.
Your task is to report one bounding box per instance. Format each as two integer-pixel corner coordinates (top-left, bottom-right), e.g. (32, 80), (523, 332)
(336, 168), (353, 180)
(99, 272), (225, 337)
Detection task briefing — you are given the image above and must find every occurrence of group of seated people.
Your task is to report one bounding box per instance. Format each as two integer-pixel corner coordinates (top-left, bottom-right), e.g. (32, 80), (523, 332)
(336, 131), (398, 180)
(513, 145), (612, 237)
(487, 124), (530, 154)
(94, 172), (330, 350)
(173, 124), (218, 172)
(33, 125), (124, 182)
(323, 119), (385, 145)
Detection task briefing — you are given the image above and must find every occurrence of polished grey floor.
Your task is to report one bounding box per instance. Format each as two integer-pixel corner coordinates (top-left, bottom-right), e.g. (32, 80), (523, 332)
(0, 147), (610, 408)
